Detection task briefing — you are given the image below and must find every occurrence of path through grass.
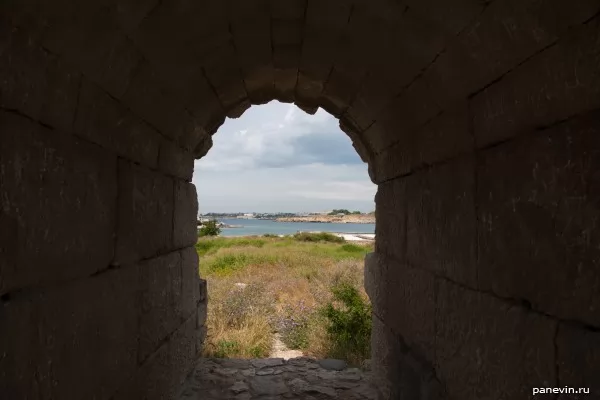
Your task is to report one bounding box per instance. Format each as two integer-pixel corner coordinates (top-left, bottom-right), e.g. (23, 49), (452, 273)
(196, 233), (373, 365)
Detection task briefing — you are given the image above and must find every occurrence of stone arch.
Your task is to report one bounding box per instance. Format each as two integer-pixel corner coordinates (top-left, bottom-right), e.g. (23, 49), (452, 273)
(1, 0), (600, 399)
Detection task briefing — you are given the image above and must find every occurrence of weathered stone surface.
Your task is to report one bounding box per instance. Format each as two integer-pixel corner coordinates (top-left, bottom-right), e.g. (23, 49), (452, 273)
(436, 279), (557, 400)
(406, 157), (477, 287)
(158, 139), (194, 181)
(374, 179), (407, 262)
(429, 0), (600, 109)
(0, 23), (48, 120)
(138, 251), (185, 361)
(556, 323), (600, 399)
(75, 79), (161, 169)
(0, 111), (117, 295)
(178, 357), (377, 400)
(174, 181), (199, 248)
(41, 55), (81, 132)
(114, 160), (174, 265)
(318, 359), (347, 371)
(472, 19), (600, 147)
(373, 102), (472, 182)
(0, 267), (139, 399)
(121, 61), (189, 142)
(366, 253), (436, 362)
(114, 313), (198, 400)
(180, 247), (201, 320)
(477, 110), (600, 326)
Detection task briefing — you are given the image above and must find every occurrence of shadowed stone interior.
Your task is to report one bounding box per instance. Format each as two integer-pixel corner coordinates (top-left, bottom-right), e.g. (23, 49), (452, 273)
(1, 0), (600, 399)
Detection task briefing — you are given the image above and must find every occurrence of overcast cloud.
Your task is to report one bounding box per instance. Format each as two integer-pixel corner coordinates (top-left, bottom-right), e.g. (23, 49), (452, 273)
(193, 101), (376, 213)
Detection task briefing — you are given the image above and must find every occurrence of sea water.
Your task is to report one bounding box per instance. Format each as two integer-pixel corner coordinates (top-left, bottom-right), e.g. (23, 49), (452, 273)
(217, 218), (375, 237)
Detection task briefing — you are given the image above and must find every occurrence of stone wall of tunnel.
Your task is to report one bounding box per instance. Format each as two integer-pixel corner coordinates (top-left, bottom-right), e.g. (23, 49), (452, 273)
(1, 0), (600, 399)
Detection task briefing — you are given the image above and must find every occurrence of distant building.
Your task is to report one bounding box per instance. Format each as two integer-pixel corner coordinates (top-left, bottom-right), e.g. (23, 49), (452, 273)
(237, 213), (255, 219)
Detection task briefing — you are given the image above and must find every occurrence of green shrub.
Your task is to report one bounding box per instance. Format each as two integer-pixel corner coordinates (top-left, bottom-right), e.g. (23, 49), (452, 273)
(293, 232), (345, 243)
(199, 220), (221, 237)
(340, 243), (366, 253)
(263, 233), (279, 238)
(214, 340), (241, 358)
(321, 282), (371, 365)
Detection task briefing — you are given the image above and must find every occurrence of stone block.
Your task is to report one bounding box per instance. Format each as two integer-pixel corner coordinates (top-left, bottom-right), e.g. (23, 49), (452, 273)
(373, 101), (472, 183)
(367, 76), (441, 154)
(435, 279), (557, 400)
(180, 247), (200, 319)
(173, 181), (198, 248)
(0, 111), (117, 295)
(43, 6), (124, 90)
(112, 314), (198, 400)
(270, 0), (306, 19)
(194, 134), (214, 158)
(345, 7), (450, 131)
(0, 267), (139, 399)
(158, 139), (194, 181)
(138, 251), (185, 362)
(201, 44), (249, 116)
(367, 253), (436, 361)
(477, 110), (600, 326)
(40, 55), (81, 132)
(557, 324), (600, 398)
(199, 278), (207, 302)
(472, 19), (600, 147)
(186, 76), (226, 133)
(374, 178), (407, 260)
(0, 10), (79, 132)
(0, 24), (48, 120)
(370, 313), (441, 400)
(296, 24), (345, 104)
(122, 61), (188, 142)
(230, 4), (276, 104)
(406, 157), (477, 287)
(114, 160), (174, 265)
(99, 35), (142, 99)
(116, 0), (160, 33)
(426, 0), (600, 109)
(75, 79), (161, 169)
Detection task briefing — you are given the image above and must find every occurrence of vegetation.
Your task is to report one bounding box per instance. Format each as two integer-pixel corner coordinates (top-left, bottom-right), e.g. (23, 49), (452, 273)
(322, 283), (372, 365)
(196, 235), (373, 365)
(198, 219), (221, 237)
(292, 231), (345, 243)
(328, 209), (351, 215)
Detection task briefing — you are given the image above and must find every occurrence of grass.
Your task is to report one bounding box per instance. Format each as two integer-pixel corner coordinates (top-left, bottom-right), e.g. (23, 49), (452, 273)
(196, 234), (373, 364)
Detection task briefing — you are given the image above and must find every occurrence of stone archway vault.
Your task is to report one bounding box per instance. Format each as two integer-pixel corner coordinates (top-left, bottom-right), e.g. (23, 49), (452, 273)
(1, 0), (600, 399)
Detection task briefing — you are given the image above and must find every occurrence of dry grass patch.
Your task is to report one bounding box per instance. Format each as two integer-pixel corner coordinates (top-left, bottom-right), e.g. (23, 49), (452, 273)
(196, 235), (372, 364)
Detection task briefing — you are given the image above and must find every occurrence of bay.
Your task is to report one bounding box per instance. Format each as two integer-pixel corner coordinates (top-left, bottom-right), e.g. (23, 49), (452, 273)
(216, 218), (375, 237)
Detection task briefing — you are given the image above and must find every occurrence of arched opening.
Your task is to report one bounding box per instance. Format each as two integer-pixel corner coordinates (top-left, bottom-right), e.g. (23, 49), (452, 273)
(184, 101), (377, 396)
(1, 1), (600, 399)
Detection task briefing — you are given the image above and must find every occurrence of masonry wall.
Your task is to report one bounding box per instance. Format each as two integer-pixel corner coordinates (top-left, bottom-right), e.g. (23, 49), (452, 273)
(1, 1), (600, 400)
(0, 18), (206, 400)
(367, 16), (600, 400)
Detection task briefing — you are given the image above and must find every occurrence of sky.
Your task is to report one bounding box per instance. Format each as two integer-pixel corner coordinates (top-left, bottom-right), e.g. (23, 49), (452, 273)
(192, 101), (377, 214)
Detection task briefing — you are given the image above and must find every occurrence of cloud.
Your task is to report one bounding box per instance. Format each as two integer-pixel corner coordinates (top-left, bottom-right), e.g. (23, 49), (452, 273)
(193, 101), (376, 213)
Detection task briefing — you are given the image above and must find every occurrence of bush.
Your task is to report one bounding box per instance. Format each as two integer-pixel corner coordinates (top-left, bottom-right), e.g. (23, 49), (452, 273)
(321, 282), (371, 365)
(328, 209), (351, 215)
(263, 233), (279, 238)
(213, 340), (241, 358)
(293, 232), (345, 243)
(199, 219), (221, 237)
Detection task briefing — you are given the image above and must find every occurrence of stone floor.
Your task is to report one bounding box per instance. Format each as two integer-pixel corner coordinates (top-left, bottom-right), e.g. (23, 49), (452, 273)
(177, 357), (379, 400)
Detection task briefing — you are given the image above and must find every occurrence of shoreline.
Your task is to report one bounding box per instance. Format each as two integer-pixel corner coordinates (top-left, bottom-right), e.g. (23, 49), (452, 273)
(216, 232), (376, 242)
